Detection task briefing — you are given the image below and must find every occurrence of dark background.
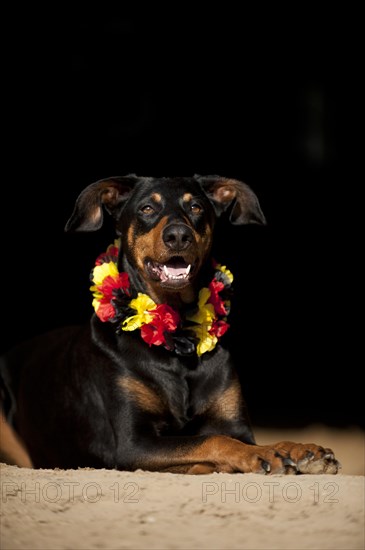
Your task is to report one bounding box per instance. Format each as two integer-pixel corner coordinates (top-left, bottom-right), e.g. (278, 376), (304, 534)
(2, 12), (360, 428)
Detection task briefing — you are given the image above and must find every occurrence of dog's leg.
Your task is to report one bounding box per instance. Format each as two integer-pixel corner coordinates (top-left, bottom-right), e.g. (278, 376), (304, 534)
(130, 435), (270, 474)
(120, 435), (299, 474)
(0, 412), (33, 468)
(121, 434), (340, 475)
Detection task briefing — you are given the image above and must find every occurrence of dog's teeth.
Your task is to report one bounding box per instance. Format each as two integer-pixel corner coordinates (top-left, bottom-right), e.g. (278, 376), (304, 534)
(162, 264), (191, 280)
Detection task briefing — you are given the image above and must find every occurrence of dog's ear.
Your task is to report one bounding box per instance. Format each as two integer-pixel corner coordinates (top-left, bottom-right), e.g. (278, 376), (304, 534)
(196, 175), (266, 225)
(65, 175), (140, 232)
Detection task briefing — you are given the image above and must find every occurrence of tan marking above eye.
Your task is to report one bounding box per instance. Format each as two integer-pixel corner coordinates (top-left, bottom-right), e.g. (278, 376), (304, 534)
(183, 193), (193, 202)
(151, 193), (162, 203)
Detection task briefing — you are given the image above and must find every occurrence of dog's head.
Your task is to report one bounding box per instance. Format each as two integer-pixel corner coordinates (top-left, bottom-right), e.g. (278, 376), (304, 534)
(65, 175), (265, 303)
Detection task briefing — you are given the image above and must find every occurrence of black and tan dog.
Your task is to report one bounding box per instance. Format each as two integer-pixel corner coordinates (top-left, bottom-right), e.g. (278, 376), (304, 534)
(0, 175), (339, 474)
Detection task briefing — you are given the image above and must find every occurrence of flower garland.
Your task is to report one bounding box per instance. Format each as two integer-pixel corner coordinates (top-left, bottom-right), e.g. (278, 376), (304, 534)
(90, 240), (233, 356)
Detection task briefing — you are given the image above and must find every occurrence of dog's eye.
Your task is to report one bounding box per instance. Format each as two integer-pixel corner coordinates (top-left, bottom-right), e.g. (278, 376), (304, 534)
(190, 203), (202, 215)
(140, 205), (155, 215)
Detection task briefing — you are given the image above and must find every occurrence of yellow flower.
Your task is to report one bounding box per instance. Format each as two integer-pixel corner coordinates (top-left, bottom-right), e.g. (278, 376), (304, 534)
(92, 297), (101, 313)
(189, 325), (218, 356)
(216, 264), (234, 283)
(185, 288), (218, 356)
(186, 288), (215, 326)
(122, 293), (157, 331)
(92, 261), (119, 286)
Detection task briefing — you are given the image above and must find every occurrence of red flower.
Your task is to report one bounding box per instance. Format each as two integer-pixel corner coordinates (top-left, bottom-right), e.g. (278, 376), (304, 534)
(96, 301), (116, 322)
(141, 323), (166, 346)
(140, 304), (180, 347)
(116, 272), (130, 293)
(99, 272), (130, 301)
(208, 278), (227, 315)
(94, 272), (130, 322)
(152, 304), (180, 331)
(209, 319), (230, 338)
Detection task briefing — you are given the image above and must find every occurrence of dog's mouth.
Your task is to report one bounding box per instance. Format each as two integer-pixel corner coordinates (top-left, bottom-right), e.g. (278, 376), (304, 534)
(145, 257), (195, 288)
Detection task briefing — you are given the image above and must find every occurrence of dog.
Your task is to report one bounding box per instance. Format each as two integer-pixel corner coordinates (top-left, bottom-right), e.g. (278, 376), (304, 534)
(0, 175), (340, 474)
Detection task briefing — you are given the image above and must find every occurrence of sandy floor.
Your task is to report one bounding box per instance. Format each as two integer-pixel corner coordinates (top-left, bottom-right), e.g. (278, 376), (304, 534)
(1, 426), (364, 550)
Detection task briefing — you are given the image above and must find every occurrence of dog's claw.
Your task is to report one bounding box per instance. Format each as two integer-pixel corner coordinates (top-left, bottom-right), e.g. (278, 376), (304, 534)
(324, 452), (335, 460)
(262, 460), (271, 473)
(282, 457), (297, 474)
(283, 457), (296, 468)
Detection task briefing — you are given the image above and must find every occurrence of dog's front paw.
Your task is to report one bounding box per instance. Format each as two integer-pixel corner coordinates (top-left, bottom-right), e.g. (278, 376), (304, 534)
(272, 442), (341, 474)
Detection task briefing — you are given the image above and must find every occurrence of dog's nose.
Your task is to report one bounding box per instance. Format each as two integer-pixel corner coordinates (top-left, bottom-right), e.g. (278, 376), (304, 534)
(163, 223), (193, 251)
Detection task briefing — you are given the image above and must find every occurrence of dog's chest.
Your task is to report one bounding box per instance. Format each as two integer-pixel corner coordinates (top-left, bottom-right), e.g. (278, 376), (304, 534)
(115, 339), (232, 433)
(153, 362), (222, 432)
